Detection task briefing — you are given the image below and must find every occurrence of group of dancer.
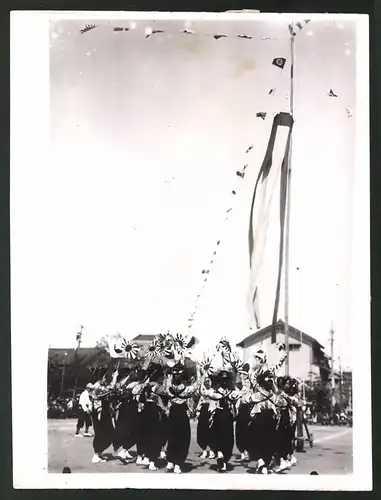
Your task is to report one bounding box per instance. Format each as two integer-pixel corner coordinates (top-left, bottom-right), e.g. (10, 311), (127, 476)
(77, 333), (303, 474)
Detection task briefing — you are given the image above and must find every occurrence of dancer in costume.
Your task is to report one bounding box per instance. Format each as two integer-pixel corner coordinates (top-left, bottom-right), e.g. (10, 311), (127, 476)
(113, 367), (140, 461)
(249, 343), (287, 389)
(159, 361), (199, 474)
(155, 371), (170, 461)
(247, 369), (278, 474)
(90, 370), (118, 464)
(135, 364), (165, 471)
(196, 377), (213, 459)
(273, 376), (293, 472)
(133, 368), (149, 465)
(206, 370), (240, 472)
(235, 376), (253, 462)
(282, 376), (302, 467)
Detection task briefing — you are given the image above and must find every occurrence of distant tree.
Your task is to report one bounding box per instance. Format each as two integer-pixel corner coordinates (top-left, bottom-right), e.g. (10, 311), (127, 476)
(47, 355), (62, 397)
(304, 375), (332, 413)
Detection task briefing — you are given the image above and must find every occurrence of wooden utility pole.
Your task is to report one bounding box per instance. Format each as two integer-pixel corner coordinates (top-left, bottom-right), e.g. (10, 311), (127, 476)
(284, 34), (295, 376)
(61, 352), (67, 396)
(76, 325), (84, 349)
(73, 325), (84, 402)
(338, 356), (343, 407)
(329, 324), (335, 412)
(296, 266), (305, 399)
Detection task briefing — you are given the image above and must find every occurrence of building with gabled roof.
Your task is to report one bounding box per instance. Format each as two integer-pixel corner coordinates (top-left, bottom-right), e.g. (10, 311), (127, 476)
(132, 333), (156, 343)
(236, 320), (331, 382)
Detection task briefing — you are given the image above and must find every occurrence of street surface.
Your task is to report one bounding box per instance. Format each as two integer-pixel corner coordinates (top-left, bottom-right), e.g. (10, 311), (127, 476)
(48, 419), (352, 475)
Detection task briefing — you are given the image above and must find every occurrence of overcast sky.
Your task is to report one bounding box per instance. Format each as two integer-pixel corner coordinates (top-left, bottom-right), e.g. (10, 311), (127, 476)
(46, 16), (357, 368)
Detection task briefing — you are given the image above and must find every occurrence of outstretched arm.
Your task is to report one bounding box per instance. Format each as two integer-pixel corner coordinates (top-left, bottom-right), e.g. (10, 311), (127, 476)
(271, 343), (287, 375)
(282, 392), (302, 408)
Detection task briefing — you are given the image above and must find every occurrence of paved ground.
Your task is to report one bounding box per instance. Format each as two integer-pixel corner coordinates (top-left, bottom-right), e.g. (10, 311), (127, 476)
(48, 419), (353, 475)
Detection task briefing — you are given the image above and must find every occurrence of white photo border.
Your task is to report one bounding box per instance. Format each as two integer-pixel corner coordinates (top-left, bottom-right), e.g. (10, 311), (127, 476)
(10, 10), (371, 490)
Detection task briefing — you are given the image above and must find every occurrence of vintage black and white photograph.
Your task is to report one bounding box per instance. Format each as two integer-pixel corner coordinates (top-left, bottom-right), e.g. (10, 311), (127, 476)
(11, 11), (370, 490)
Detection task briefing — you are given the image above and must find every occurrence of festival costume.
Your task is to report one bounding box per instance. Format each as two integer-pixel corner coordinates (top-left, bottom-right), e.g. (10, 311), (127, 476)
(283, 380), (302, 462)
(83, 332), (300, 474)
(206, 383), (239, 468)
(90, 382), (115, 458)
(134, 381), (163, 466)
(249, 350), (287, 389)
(245, 346), (287, 472)
(155, 384), (170, 454)
(163, 381), (198, 470)
(248, 384), (277, 470)
(274, 391), (293, 466)
(113, 380), (140, 456)
(235, 385), (252, 455)
(196, 390), (212, 452)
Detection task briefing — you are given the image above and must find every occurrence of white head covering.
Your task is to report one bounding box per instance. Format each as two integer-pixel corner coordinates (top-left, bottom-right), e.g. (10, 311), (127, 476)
(254, 348), (267, 364)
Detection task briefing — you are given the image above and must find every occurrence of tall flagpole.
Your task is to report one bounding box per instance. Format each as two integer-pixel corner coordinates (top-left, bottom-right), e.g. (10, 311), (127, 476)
(284, 34), (295, 376)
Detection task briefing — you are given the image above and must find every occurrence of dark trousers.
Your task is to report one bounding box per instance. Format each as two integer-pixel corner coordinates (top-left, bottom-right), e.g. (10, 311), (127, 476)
(210, 406), (234, 463)
(275, 410), (293, 461)
(139, 402), (162, 462)
(160, 413), (168, 449)
(113, 399), (138, 452)
(235, 403), (250, 453)
(197, 404), (210, 450)
(248, 410), (277, 467)
(167, 404), (191, 465)
(92, 403), (114, 454)
(76, 409), (92, 433)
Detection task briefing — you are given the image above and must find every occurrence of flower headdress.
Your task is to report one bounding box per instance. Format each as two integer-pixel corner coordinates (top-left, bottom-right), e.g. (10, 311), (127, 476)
(114, 338), (140, 360)
(145, 341), (158, 360)
(172, 333), (186, 352)
(200, 356), (215, 376)
(216, 337), (232, 354)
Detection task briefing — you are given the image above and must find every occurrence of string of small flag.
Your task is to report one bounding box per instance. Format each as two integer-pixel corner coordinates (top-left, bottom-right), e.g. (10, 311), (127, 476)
(327, 88), (353, 118)
(289, 20), (352, 118)
(80, 24), (97, 34)
(111, 27), (268, 40)
(80, 18), (352, 119)
(182, 40), (288, 324)
(186, 145), (254, 331)
(288, 20), (311, 37)
(256, 50), (293, 121)
(78, 19), (353, 322)
(79, 23), (302, 42)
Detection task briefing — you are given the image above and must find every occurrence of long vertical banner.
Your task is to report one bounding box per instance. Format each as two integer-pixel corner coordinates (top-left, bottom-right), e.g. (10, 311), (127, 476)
(247, 112), (294, 340)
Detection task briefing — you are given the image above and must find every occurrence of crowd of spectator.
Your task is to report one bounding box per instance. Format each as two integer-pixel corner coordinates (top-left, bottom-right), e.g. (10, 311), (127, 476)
(303, 403), (352, 427)
(48, 395), (80, 419)
(47, 393), (352, 427)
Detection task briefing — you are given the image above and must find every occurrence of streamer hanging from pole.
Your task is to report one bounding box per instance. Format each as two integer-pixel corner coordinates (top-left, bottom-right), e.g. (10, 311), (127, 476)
(247, 112), (294, 335)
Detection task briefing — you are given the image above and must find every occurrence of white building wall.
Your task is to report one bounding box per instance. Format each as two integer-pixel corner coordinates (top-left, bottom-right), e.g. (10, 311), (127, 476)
(239, 333), (320, 381)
